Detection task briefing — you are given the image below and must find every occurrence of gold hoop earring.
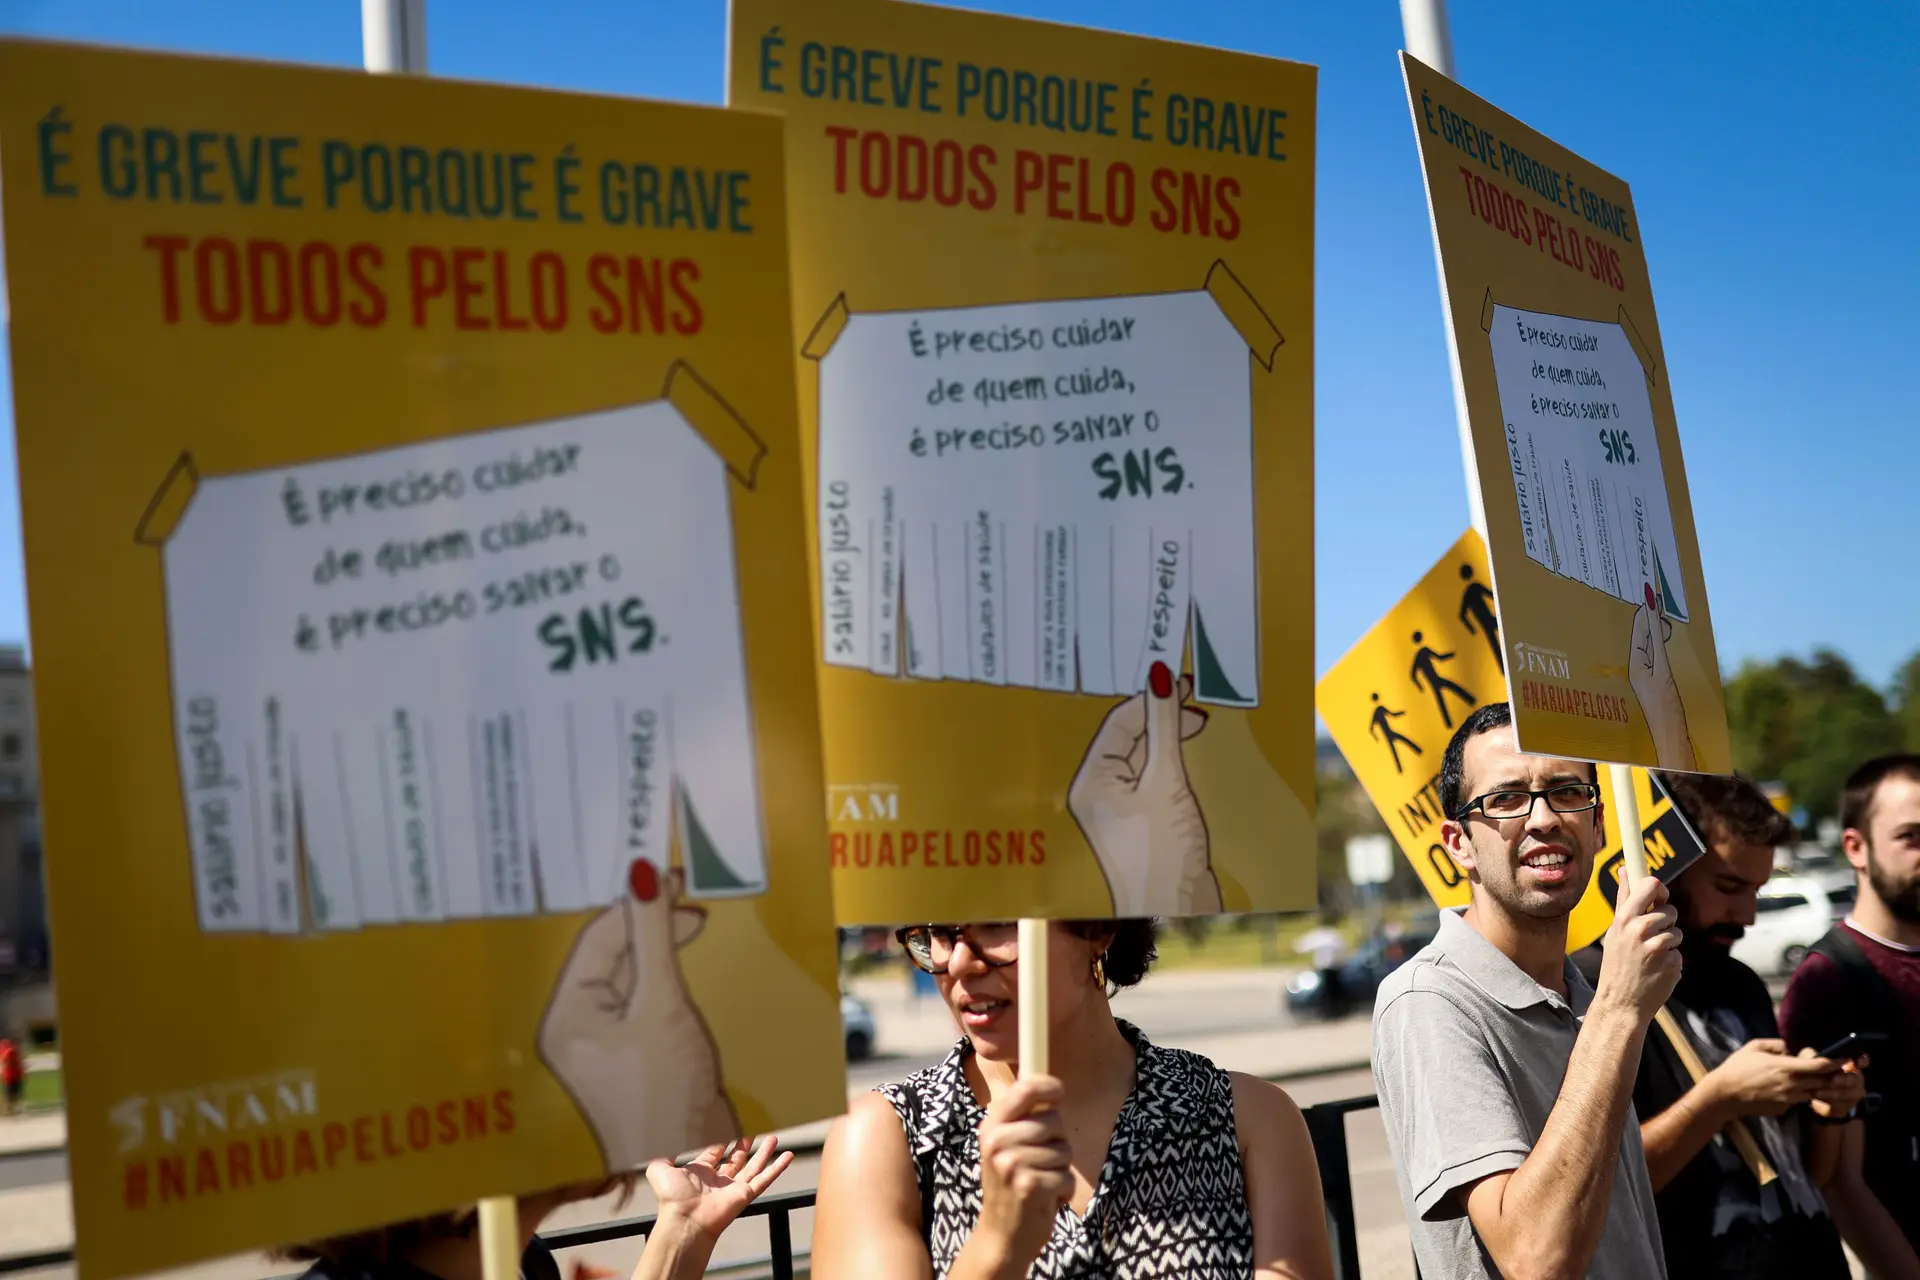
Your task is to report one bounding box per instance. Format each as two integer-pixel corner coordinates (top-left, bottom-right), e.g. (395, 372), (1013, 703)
(1092, 952), (1107, 990)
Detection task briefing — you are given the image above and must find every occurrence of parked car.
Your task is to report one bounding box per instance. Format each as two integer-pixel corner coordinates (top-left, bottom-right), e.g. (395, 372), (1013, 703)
(1285, 926), (1435, 1018)
(1730, 873), (1844, 976)
(841, 990), (876, 1062)
(1809, 866), (1857, 922)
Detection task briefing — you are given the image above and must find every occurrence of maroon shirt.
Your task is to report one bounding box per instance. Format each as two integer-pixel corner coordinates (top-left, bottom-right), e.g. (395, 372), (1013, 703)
(1779, 919), (1920, 1068)
(1779, 919), (1920, 1254)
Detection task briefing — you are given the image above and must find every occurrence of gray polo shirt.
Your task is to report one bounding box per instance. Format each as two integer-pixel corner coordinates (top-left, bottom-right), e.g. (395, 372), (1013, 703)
(1372, 908), (1667, 1280)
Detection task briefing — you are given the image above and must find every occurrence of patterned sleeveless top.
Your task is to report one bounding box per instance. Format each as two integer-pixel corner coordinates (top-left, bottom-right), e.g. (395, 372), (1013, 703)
(878, 1020), (1256, 1279)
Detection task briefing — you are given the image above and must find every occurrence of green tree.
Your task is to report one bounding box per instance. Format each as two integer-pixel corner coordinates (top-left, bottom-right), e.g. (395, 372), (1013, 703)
(1893, 649), (1920, 753)
(1725, 649), (1902, 829)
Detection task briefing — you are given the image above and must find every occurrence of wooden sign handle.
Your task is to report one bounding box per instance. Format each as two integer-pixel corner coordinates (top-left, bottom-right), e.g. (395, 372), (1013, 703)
(1653, 1007), (1778, 1187)
(477, 1196), (518, 1280)
(1609, 764), (1651, 884)
(1017, 918), (1049, 1078)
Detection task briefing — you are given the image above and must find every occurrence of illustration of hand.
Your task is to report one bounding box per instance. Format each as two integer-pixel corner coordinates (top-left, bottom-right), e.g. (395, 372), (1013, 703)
(1629, 588), (1695, 770)
(538, 862), (741, 1172)
(1068, 661), (1219, 917)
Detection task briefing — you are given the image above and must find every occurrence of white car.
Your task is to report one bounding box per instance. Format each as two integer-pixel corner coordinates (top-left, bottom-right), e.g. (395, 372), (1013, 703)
(841, 991), (876, 1062)
(1730, 872), (1847, 977)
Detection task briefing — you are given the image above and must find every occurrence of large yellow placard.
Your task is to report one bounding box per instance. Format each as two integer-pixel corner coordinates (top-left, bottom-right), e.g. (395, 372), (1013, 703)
(730, 0), (1318, 922)
(1402, 54), (1730, 774)
(1316, 529), (1707, 953)
(0, 41), (842, 1276)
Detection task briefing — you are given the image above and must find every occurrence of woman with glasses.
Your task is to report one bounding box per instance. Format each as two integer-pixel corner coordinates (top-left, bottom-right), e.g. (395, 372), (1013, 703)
(811, 918), (1334, 1279)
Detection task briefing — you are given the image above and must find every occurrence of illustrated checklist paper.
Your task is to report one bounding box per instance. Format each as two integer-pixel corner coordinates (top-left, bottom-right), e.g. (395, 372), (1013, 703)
(1485, 302), (1691, 622)
(808, 267), (1279, 708)
(151, 377), (769, 934)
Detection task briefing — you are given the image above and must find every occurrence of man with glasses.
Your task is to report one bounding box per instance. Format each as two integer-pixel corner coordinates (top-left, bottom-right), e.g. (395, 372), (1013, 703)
(1373, 702), (1681, 1280)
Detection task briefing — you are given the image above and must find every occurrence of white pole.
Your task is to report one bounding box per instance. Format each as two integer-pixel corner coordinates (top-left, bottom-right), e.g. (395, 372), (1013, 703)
(362, 0), (428, 74)
(1399, 0), (1456, 78)
(1398, 0), (1485, 538)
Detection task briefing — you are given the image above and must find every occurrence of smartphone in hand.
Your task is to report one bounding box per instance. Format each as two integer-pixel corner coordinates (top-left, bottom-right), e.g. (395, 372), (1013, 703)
(1815, 1031), (1890, 1061)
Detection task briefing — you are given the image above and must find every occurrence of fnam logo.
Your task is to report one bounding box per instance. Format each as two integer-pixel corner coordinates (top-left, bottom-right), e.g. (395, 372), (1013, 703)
(829, 783), (900, 823)
(111, 1070), (319, 1154)
(1512, 641), (1572, 681)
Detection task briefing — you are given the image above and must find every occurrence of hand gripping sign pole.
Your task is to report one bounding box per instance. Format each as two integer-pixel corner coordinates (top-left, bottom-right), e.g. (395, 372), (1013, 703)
(357, 6), (538, 1277)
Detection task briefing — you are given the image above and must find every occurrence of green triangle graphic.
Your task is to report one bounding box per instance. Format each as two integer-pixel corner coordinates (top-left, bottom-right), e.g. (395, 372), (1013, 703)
(680, 783), (749, 892)
(307, 857), (332, 926)
(1653, 546), (1685, 620)
(1193, 607), (1250, 705)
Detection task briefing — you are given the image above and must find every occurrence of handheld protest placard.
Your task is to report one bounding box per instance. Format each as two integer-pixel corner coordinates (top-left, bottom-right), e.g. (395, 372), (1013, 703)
(1316, 531), (1707, 954)
(0, 42), (843, 1276)
(729, 0), (1319, 932)
(1400, 54), (1730, 776)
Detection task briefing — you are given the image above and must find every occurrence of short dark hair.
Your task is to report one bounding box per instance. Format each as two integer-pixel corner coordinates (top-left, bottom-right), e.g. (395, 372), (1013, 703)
(1841, 754), (1920, 834)
(1438, 702), (1597, 819)
(1065, 918), (1158, 990)
(1657, 771), (1796, 849)
(1440, 702), (1512, 818)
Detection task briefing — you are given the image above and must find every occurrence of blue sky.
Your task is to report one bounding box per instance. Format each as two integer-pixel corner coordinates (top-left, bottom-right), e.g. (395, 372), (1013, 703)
(3, 0), (1917, 690)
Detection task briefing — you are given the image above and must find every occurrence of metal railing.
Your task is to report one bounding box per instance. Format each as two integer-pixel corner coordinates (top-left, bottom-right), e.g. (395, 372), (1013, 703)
(1303, 1094), (1380, 1280)
(540, 1189), (814, 1280)
(0, 1095), (1388, 1280)
(533, 1095), (1390, 1280)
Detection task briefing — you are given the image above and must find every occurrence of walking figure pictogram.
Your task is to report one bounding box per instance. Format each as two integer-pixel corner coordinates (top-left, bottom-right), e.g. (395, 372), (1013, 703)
(1369, 692), (1423, 774)
(1411, 631), (1476, 729)
(1458, 564), (1503, 673)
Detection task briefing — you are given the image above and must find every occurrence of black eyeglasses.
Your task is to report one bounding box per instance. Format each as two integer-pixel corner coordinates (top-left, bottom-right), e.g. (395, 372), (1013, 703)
(1454, 782), (1601, 822)
(894, 922), (1018, 974)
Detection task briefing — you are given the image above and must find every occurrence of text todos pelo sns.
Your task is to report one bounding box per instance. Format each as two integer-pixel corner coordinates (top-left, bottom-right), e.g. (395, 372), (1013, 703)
(1418, 91), (1635, 293)
(1419, 91), (1635, 244)
(33, 109), (767, 334)
(278, 442), (662, 675)
(751, 30), (1293, 240)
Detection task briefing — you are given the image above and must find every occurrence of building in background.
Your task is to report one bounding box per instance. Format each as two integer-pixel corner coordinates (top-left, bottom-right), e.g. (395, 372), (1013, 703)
(0, 646), (52, 1044)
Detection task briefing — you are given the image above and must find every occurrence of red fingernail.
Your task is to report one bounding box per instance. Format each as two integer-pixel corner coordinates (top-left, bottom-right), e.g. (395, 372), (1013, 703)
(628, 859), (659, 903)
(1148, 661), (1172, 699)
(1643, 583), (1657, 610)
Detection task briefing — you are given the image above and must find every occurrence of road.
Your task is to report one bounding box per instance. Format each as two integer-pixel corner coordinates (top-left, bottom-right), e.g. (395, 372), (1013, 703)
(0, 966), (1395, 1279)
(0, 1150), (65, 1194)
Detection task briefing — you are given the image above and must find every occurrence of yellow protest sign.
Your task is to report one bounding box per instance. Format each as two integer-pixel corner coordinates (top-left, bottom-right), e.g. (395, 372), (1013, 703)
(1316, 529), (1706, 952)
(1401, 54), (1731, 774)
(730, 0), (1318, 921)
(0, 41), (842, 1276)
